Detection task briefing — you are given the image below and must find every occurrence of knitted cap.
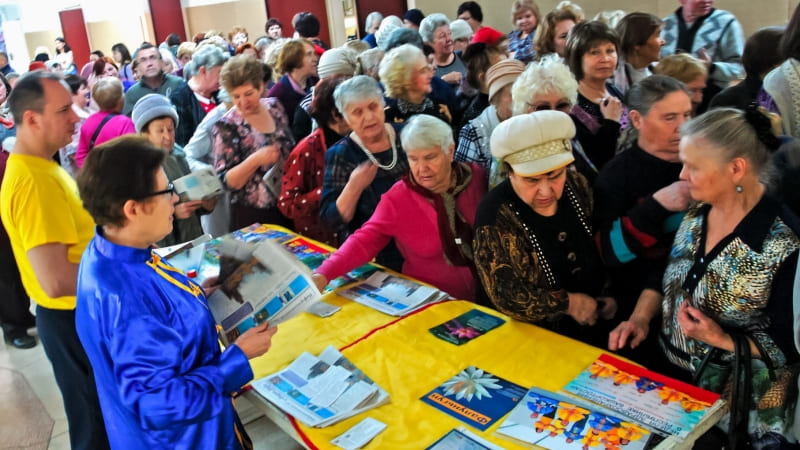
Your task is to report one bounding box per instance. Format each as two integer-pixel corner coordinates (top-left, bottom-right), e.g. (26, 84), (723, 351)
(131, 94), (179, 133)
(486, 59), (525, 102)
(317, 48), (358, 79)
(471, 27), (504, 46)
(490, 111), (575, 177)
(450, 19), (472, 41)
(376, 16), (403, 50)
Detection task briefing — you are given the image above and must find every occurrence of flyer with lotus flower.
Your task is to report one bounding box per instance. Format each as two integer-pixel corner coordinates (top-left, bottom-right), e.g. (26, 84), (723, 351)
(562, 354), (721, 439)
(421, 366), (527, 431)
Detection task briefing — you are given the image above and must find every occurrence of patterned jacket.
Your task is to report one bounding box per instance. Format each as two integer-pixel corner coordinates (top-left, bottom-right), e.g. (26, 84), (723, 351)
(661, 8), (744, 88)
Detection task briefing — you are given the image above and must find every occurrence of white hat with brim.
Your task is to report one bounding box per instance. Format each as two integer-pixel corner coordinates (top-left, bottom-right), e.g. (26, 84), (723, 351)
(490, 110), (576, 177)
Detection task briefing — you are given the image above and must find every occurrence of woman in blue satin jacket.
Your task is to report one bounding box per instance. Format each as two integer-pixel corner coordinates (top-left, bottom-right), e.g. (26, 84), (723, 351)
(74, 135), (277, 449)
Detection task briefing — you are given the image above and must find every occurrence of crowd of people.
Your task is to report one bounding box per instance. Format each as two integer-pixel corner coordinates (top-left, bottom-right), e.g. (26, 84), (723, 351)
(2, 0), (800, 448)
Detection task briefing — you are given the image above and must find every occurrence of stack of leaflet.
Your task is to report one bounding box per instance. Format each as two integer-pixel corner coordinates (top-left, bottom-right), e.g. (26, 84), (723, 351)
(338, 271), (450, 316)
(251, 346), (390, 428)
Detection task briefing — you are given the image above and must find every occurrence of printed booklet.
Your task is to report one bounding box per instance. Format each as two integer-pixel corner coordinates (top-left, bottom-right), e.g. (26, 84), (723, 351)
(429, 309), (506, 345)
(496, 386), (654, 449)
(252, 345), (389, 428)
(172, 167), (224, 201)
(426, 427), (505, 450)
(420, 366), (527, 431)
(562, 354), (724, 440)
(206, 238), (321, 345)
(339, 271), (449, 316)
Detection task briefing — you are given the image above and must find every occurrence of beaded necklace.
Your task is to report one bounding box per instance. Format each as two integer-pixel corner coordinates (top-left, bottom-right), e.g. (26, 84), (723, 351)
(509, 181), (591, 289)
(349, 123), (398, 171)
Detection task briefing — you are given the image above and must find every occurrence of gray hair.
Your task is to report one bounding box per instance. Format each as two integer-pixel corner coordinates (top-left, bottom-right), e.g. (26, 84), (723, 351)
(356, 48), (385, 79)
(365, 12), (383, 31)
(333, 75), (384, 117)
(627, 75), (690, 117)
(419, 13), (450, 44)
(511, 55), (578, 116)
(191, 45), (228, 72)
(385, 28), (424, 51)
(400, 114), (454, 154)
(681, 108), (772, 176)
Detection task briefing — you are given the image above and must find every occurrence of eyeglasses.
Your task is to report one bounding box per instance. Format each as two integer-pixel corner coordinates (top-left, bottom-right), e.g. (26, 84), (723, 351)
(136, 182), (175, 200)
(527, 101), (573, 113)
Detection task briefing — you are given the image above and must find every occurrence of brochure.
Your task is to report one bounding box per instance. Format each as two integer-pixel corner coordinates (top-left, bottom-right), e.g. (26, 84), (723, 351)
(206, 238), (321, 345)
(339, 271), (449, 316)
(251, 345), (390, 428)
(426, 427), (505, 450)
(420, 366), (527, 431)
(172, 167), (224, 201)
(496, 386), (653, 449)
(331, 417), (386, 450)
(562, 354), (723, 439)
(429, 309), (506, 345)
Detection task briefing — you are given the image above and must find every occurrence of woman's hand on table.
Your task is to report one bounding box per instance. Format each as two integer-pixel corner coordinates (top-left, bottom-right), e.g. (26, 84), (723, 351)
(175, 200), (204, 219)
(600, 96), (623, 123)
(257, 144), (280, 166)
(311, 273), (328, 293)
(201, 276), (219, 296)
(567, 292), (598, 326)
(234, 322), (279, 359)
(608, 317), (649, 351)
(677, 301), (731, 350)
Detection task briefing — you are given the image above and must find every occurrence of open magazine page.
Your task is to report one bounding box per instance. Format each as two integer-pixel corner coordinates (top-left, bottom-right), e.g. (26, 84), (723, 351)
(207, 238), (321, 345)
(496, 386), (654, 449)
(251, 345), (389, 428)
(562, 354), (722, 439)
(339, 272), (448, 316)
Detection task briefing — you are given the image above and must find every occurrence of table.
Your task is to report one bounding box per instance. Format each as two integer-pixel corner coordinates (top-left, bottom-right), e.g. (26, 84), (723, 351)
(245, 297), (611, 449)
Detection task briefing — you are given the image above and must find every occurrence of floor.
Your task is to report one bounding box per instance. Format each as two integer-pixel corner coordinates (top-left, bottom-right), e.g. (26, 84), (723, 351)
(0, 330), (304, 450)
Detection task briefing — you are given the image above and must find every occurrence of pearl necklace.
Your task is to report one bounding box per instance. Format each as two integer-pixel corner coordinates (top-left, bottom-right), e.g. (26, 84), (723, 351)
(350, 124), (398, 171)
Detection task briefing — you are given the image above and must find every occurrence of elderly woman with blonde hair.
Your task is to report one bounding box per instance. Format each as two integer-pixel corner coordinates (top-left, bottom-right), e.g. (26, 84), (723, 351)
(653, 53), (711, 116)
(314, 114), (486, 300)
(380, 44), (453, 126)
(474, 111), (615, 346)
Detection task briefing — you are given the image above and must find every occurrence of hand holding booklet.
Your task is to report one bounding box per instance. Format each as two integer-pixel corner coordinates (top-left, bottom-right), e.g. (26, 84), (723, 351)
(338, 271), (449, 316)
(206, 238), (321, 345)
(251, 345), (390, 428)
(172, 167), (224, 201)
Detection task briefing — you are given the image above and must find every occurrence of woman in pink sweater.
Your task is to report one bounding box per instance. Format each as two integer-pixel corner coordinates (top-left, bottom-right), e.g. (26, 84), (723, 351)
(312, 114), (487, 301)
(75, 77), (135, 167)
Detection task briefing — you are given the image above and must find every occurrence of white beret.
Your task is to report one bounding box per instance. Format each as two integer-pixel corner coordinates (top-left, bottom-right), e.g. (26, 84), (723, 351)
(490, 110), (576, 177)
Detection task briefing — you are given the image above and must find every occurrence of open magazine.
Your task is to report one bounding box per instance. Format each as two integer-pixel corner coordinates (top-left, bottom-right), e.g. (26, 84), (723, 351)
(207, 238), (321, 345)
(338, 271), (449, 316)
(251, 345), (390, 428)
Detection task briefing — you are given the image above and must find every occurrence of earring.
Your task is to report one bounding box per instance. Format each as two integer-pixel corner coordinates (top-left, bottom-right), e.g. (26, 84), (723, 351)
(736, 185), (743, 193)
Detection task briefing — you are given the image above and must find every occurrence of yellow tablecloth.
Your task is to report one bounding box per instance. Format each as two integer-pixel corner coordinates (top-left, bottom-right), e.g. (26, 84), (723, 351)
(248, 299), (608, 449)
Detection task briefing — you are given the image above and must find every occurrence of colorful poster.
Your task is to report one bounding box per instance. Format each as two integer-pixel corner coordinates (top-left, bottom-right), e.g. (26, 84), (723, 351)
(497, 387), (652, 449)
(562, 354), (720, 438)
(420, 367), (526, 431)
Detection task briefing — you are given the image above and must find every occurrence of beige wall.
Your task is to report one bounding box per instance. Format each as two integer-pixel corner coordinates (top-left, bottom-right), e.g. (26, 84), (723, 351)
(415, 0), (793, 37)
(86, 16), (151, 57)
(184, 0), (267, 43)
(24, 30), (58, 61)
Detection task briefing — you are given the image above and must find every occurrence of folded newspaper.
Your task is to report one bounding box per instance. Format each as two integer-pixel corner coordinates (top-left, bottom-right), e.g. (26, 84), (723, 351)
(173, 167), (224, 201)
(338, 271), (449, 316)
(207, 238), (321, 345)
(252, 345), (390, 428)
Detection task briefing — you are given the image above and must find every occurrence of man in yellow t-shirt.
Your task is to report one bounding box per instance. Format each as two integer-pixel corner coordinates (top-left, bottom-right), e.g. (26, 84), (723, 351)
(1, 71), (109, 450)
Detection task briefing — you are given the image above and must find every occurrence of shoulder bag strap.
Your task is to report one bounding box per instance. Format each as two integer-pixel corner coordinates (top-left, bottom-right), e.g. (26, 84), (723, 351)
(89, 113), (119, 150)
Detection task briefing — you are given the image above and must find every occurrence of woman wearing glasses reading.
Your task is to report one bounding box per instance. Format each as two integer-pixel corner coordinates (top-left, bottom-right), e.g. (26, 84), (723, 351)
(75, 136), (278, 449)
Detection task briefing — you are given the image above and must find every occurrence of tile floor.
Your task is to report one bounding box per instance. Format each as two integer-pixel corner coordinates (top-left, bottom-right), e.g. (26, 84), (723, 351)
(0, 333), (303, 450)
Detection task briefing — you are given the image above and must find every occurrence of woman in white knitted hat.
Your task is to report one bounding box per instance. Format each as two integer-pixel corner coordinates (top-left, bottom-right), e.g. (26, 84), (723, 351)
(473, 110), (616, 347)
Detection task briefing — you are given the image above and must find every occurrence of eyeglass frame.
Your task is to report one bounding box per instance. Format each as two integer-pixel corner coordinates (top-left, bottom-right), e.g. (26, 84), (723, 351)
(135, 182), (175, 200)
